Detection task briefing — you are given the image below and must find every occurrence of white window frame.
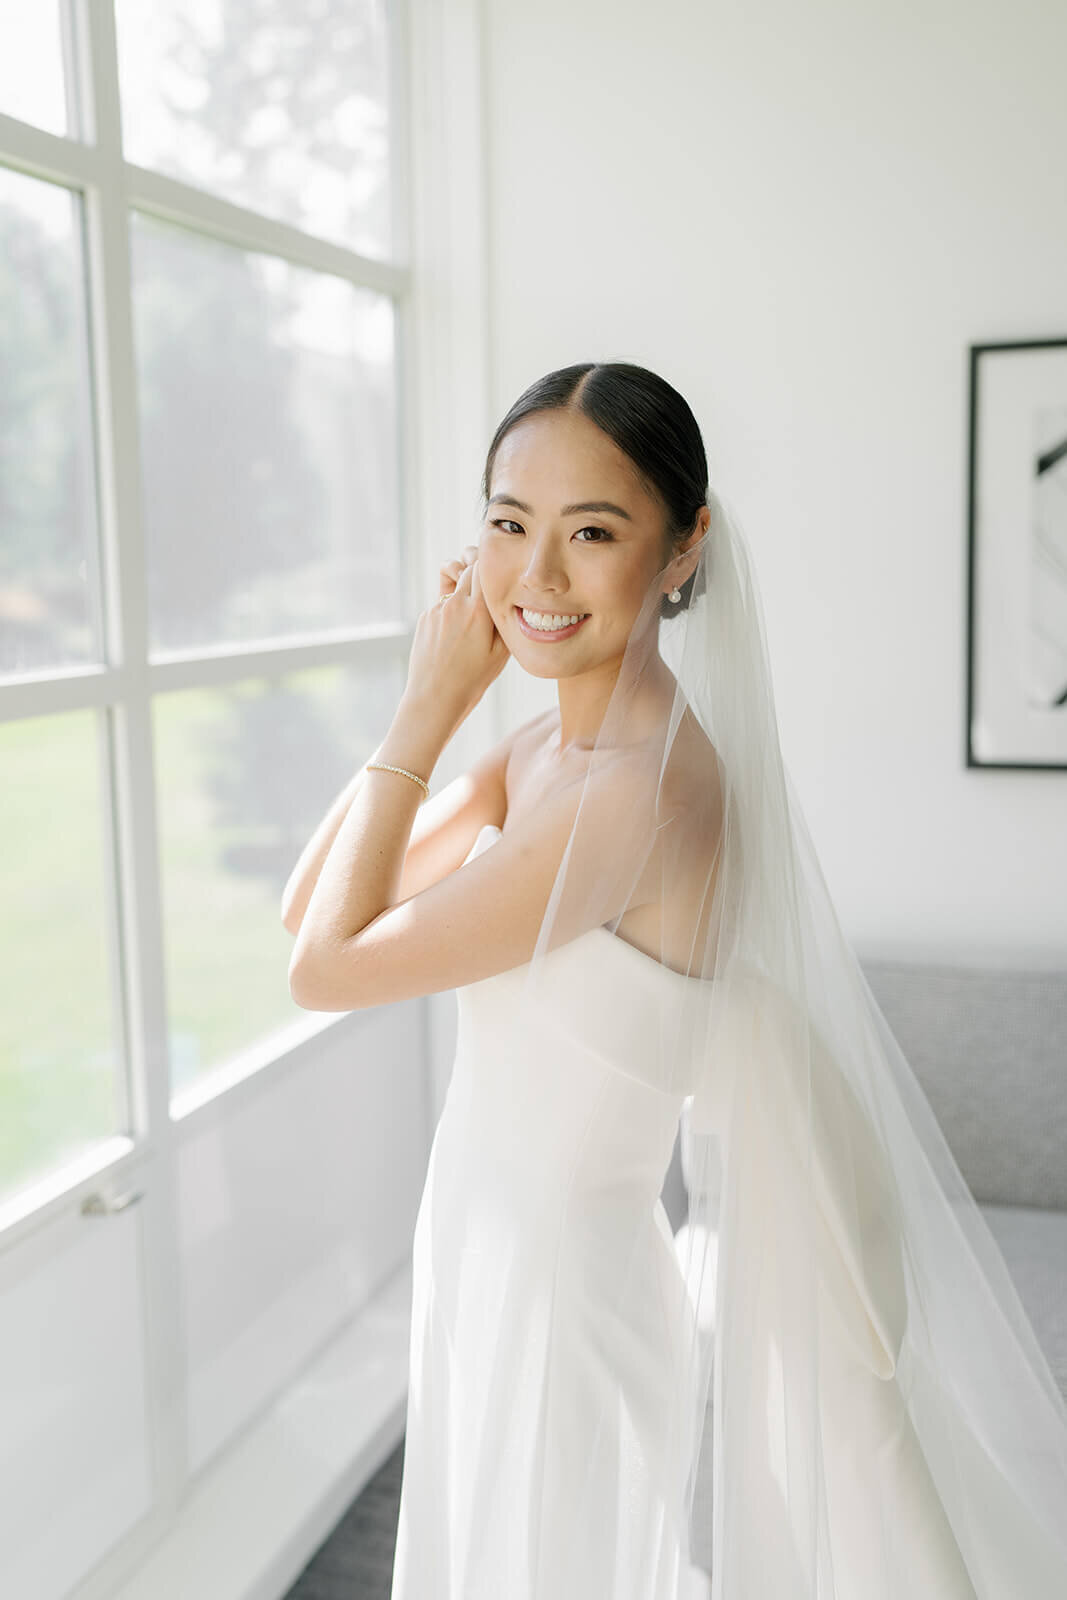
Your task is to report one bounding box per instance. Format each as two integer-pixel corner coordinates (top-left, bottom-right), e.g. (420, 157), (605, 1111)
(0, 0), (458, 1257)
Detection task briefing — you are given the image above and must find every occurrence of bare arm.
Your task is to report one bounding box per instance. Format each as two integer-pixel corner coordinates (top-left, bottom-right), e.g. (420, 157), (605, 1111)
(288, 732), (658, 1014)
(280, 714), (524, 938)
(280, 760), (375, 936)
(283, 544), (516, 936)
(287, 690), (456, 991)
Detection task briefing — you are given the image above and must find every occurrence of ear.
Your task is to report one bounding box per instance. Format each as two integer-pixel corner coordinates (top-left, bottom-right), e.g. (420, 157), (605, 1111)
(667, 507), (711, 590)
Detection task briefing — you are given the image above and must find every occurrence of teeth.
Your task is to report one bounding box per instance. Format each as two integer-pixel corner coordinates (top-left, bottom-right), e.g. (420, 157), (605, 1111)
(521, 608), (585, 631)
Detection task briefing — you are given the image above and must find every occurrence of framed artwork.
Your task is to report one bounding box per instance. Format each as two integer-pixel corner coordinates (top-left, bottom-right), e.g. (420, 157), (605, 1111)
(966, 336), (1067, 769)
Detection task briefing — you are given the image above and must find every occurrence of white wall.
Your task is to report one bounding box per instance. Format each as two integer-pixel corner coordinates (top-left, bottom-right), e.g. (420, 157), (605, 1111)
(477, 0), (1067, 965)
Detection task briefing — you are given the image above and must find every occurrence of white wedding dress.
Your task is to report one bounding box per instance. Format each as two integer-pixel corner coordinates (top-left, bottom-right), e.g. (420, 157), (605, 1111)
(390, 822), (706, 1598)
(388, 823), (980, 1600)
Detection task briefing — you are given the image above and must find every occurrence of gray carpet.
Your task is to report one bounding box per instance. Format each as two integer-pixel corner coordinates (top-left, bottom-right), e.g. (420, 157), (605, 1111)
(284, 1439), (404, 1599)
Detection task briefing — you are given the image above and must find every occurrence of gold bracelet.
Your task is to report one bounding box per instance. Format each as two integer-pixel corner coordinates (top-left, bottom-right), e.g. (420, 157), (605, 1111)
(365, 761), (430, 800)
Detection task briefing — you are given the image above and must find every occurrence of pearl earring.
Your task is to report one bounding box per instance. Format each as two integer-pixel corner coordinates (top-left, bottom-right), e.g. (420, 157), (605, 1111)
(667, 587), (682, 603)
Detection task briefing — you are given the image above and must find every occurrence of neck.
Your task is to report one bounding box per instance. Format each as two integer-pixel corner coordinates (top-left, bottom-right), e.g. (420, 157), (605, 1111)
(552, 635), (674, 756)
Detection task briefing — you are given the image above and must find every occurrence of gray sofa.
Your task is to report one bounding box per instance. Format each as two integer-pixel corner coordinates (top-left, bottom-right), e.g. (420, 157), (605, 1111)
(663, 957), (1067, 1572)
(860, 958), (1067, 1400)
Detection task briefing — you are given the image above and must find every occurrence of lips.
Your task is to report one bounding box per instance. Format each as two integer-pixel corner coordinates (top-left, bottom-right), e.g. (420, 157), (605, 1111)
(514, 607), (590, 641)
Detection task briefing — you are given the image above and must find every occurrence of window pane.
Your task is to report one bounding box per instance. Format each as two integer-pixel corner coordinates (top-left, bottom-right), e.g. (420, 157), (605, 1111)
(0, 1), (71, 137)
(0, 167), (103, 678)
(114, 0), (392, 258)
(0, 712), (123, 1205)
(128, 213), (403, 656)
(153, 659), (404, 1103)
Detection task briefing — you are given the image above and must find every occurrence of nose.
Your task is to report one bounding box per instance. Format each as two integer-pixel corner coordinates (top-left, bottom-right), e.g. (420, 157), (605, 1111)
(521, 534), (570, 599)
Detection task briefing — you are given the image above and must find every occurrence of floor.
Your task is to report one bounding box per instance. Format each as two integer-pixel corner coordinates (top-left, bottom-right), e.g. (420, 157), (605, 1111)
(283, 1439), (404, 1599)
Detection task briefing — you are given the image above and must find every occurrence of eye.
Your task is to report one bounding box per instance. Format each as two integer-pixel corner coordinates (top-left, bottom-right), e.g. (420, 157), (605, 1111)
(488, 518), (613, 543)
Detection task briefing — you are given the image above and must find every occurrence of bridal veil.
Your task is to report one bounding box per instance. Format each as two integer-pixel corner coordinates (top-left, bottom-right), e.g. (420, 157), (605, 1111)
(499, 438), (1067, 1595)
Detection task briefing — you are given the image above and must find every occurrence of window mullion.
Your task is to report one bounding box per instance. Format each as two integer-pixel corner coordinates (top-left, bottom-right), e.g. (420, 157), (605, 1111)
(79, 0), (191, 1518)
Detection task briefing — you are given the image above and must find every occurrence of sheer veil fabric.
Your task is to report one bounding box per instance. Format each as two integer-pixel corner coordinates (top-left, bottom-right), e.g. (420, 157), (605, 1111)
(513, 486), (1067, 1597)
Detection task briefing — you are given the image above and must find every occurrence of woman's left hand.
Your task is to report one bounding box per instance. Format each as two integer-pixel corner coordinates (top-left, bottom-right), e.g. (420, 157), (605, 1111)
(402, 550), (510, 739)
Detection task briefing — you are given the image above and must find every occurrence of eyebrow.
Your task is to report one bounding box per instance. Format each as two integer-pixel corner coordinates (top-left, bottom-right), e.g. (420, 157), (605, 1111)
(488, 493), (634, 522)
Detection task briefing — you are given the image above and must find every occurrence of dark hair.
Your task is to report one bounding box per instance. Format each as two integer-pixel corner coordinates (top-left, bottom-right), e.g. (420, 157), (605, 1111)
(479, 362), (709, 617)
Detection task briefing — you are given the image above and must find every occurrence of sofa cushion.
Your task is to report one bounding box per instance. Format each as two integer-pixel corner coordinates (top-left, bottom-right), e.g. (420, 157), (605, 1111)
(861, 962), (1067, 1210)
(979, 1201), (1067, 1400)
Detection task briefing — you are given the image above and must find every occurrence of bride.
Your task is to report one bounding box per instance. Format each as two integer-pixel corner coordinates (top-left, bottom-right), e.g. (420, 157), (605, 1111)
(284, 362), (1067, 1598)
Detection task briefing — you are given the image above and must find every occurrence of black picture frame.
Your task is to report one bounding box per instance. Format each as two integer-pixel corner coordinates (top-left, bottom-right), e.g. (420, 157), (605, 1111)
(965, 337), (1067, 770)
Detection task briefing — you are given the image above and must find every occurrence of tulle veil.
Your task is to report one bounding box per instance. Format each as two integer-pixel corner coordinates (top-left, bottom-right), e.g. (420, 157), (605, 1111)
(506, 484), (1067, 1597)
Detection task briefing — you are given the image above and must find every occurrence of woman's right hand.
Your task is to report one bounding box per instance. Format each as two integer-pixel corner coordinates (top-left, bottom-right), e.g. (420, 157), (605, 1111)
(438, 544), (480, 598)
(400, 543), (508, 742)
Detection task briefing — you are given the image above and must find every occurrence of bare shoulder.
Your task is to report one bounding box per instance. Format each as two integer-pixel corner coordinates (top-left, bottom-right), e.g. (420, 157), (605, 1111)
(396, 708), (550, 901)
(662, 704), (724, 820)
(662, 704), (727, 892)
(635, 704), (725, 908)
(502, 707), (561, 817)
(479, 706), (556, 788)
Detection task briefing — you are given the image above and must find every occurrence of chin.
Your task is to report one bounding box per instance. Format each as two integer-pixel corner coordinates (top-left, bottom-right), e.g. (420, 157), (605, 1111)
(511, 643), (603, 684)
(516, 658), (581, 682)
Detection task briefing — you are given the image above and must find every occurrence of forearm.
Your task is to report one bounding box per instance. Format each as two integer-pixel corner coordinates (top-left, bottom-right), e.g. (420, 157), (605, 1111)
(288, 696), (453, 982)
(280, 691), (459, 933)
(281, 763), (370, 934)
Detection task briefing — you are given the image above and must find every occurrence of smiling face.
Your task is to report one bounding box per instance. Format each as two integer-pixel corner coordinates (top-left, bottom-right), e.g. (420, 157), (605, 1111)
(478, 408), (675, 681)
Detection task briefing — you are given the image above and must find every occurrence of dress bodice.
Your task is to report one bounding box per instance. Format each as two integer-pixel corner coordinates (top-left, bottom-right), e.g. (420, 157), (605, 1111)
(457, 822), (715, 1094)
(429, 824), (719, 1229)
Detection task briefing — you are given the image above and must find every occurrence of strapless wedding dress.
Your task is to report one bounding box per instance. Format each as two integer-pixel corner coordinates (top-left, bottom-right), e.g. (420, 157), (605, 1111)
(389, 822), (709, 1599)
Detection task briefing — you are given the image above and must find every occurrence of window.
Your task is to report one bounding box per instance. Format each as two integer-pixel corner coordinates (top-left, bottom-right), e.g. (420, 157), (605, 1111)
(0, 0), (412, 1215)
